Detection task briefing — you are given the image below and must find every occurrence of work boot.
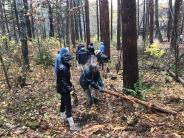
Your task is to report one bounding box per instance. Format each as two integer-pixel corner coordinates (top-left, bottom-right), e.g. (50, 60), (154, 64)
(60, 112), (67, 122)
(67, 117), (79, 131)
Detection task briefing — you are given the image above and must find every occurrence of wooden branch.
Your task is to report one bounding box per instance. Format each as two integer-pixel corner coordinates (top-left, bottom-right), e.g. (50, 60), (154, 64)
(168, 70), (184, 86)
(69, 4), (85, 13)
(103, 90), (177, 115)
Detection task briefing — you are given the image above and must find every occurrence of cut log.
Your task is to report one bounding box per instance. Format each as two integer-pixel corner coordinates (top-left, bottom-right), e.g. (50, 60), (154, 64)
(168, 70), (184, 86)
(103, 90), (177, 115)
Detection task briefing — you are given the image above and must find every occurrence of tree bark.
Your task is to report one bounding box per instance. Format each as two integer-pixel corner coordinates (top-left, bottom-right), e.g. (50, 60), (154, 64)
(23, 0), (32, 39)
(155, 0), (163, 42)
(16, 0), (29, 71)
(121, 0), (139, 92)
(0, 53), (11, 90)
(99, 0), (110, 58)
(149, 0), (154, 44)
(170, 0), (182, 79)
(66, 0), (70, 47)
(70, 0), (76, 48)
(0, 0), (6, 34)
(85, 0), (90, 45)
(167, 0), (173, 42)
(96, 0), (100, 41)
(48, 0), (54, 37)
(110, 0), (113, 40)
(117, 0), (121, 50)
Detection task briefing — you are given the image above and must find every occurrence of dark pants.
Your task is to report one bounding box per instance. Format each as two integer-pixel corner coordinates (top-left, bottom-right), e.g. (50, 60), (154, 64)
(60, 92), (72, 118)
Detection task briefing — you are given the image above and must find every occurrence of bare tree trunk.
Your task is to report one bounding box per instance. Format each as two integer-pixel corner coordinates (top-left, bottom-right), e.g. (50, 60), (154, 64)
(13, 0), (20, 38)
(23, 0), (32, 39)
(0, 0), (6, 34)
(2, 2), (10, 39)
(70, 0), (76, 48)
(11, 2), (18, 41)
(137, 0), (139, 36)
(99, 0), (110, 58)
(96, 0), (100, 41)
(170, 0), (182, 79)
(167, 0), (173, 42)
(47, 0), (54, 37)
(16, 0), (29, 71)
(110, 0), (113, 40)
(30, 0), (35, 38)
(155, 0), (163, 42)
(117, 0), (121, 50)
(0, 53), (11, 90)
(149, 0), (154, 44)
(121, 0), (139, 93)
(78, 0), (83, 41)
(66, 0), (70, 47)
(142, 0), (146, 41)
(85, 0), (90, 45)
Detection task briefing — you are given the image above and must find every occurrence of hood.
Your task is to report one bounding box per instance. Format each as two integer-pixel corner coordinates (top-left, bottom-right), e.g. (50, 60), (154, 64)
(100, 42), (104, 46)
(59, 47), (68, 57)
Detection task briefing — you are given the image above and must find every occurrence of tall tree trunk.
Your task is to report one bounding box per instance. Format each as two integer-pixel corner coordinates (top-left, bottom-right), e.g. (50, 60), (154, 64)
(13, 0), (20, 38)
(142, 0), (146, 41)
(78, 0), (83, 41)
(48, 0), (54, 37)
(149, 0), (154, 44)
(85, 0), (90, 45)
(11, 2), (18, 41)
(155, 0), (163, 42)
(167, 0), (173, 42)
(82, 0), (86, 41)
(70, 0), (76, 48)
(30, 0), (35, 38)
(137, 0), (139, 36)
(23, 0), (32, 39)
(110, 0), (113, 40)
(99, 0), (110, 58)
(16, 0), (29, 71)
(2, 2), (10, 39)
(96, 0), (100, 41)
(74, 0), (79, 41)
(66, 0), (70, 47)
(0, 0), (6, 34)
(0, 53), (11, 90)
(170, 0), (182, 79)
(121, 0), (139, 92)
(117, 0), (121, 50)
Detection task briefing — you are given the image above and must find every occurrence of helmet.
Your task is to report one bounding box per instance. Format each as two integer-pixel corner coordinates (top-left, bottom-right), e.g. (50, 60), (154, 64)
(62, 52), (73, 64)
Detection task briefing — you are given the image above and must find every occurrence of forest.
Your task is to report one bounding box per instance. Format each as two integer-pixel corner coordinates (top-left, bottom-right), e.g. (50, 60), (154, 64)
(0, 0), (184, 137)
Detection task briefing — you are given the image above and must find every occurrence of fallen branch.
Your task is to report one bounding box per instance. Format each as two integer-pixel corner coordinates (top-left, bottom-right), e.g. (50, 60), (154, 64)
(168, 70), (184, 86)
(103, 90), (177, 115)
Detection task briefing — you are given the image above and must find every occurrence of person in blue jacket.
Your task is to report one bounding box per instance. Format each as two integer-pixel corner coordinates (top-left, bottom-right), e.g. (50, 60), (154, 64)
(99, 41), (105, 54)
(57, 52), (79, 131)
(80, 64), (104, 106)
(54, 47), (68, 78)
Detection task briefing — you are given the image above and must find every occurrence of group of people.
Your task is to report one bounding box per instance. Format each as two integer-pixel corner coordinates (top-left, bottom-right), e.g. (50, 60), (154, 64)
(54, 42), (107, 131)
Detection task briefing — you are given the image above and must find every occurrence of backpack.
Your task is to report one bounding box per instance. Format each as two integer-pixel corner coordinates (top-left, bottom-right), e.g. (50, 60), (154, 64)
(87, 45), (95, 55)
(78, 48), (89, 65)
(96, 52), (108, 64)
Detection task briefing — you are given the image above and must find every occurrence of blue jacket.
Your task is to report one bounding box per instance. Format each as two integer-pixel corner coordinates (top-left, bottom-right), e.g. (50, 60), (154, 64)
(54, 48), (68, 76)
(100, 42), (105, 54)
(57, 63), (73, 93)
(80, 66), (103, 90)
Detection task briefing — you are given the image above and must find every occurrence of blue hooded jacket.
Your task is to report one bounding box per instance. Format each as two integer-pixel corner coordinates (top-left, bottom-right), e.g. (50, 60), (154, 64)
(100, 42), (105, 54)
(54, 48), (68, 77)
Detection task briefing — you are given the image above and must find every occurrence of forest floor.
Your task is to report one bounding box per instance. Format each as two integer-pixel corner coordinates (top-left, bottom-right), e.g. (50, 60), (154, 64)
(0, 42), (184, 138)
